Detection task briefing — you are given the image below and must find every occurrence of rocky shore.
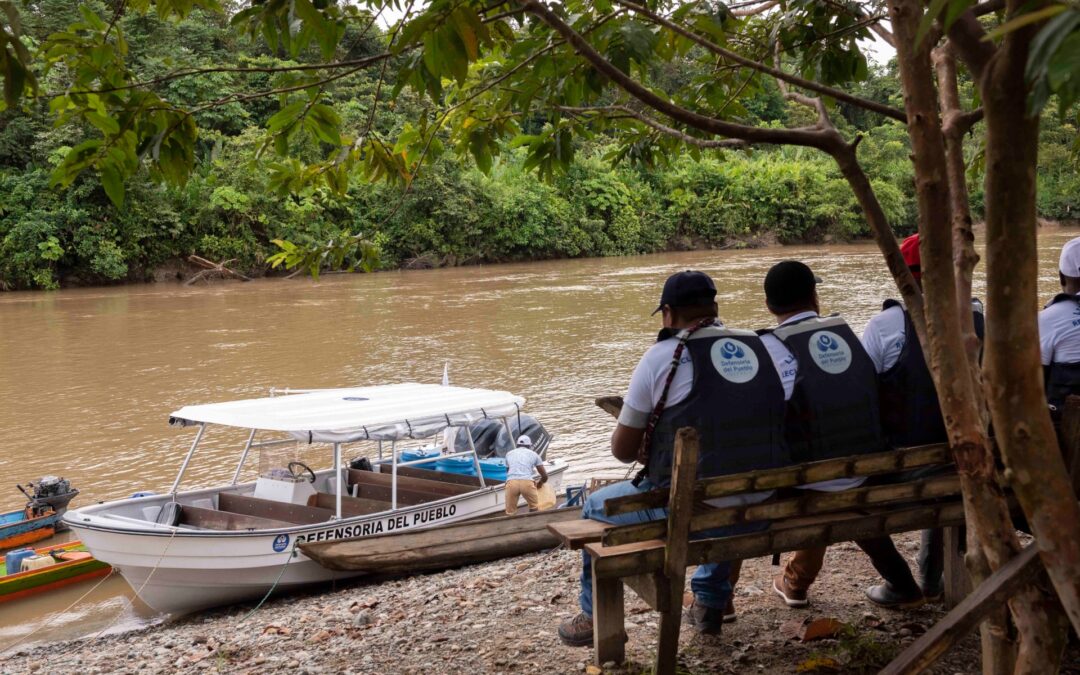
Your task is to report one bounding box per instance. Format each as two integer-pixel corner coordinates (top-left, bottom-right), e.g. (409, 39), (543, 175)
(1, 533), (1070, 674)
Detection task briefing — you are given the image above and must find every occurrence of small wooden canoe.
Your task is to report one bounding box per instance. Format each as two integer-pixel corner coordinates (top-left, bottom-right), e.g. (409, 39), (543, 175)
(0, 540), (110, 604)
(0, 508), (60, 552)
(301, 506), (583, 574)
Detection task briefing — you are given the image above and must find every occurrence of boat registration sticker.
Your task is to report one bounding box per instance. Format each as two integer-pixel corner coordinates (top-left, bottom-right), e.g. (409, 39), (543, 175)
(272, 534), (290, 552)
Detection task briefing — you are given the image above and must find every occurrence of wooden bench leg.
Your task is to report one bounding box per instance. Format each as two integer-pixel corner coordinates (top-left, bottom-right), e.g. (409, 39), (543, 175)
(943, 526), (971, 608)
(654, 573), (686, 675)
(592, 568), (625, 665)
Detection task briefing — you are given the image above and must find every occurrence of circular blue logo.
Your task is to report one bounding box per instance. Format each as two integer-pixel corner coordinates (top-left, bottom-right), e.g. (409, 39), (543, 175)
(272, 534), (290, 552)
(710, 338), (759, 384)
(809, 331), (852, 374)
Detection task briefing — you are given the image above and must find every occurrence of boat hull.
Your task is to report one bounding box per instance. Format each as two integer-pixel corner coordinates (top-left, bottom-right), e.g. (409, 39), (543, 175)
(0, 509), (59, 552)
(67, 464), (567, 615)
(0, 541), (110, 604)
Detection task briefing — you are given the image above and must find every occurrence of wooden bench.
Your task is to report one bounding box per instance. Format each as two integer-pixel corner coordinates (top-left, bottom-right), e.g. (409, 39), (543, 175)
(218, 492), (335, 525)
(375, 463), (505, 486)
(548, 430), (966, 673)
(179, 504), (293, 531)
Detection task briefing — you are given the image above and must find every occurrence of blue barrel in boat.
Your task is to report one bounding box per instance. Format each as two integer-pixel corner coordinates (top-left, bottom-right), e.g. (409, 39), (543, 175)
(435, 456), (477, 476)
(478, 458), (509, 482)
(5, 548), (35, 576)
(399, 448), (439, 470)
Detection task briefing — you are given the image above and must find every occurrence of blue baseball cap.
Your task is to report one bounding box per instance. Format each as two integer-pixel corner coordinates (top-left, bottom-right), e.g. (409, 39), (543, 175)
(651, 270), (718, 315)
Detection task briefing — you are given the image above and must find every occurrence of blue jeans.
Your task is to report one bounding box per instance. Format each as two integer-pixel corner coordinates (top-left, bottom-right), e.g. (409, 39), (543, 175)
(578, 479), (762, 615)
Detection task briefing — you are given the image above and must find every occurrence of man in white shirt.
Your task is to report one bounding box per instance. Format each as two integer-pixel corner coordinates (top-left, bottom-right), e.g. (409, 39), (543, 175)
(503, 435), (548, 515)
(759, 261), (924, 610)
(1039, 236), (1080, 411)
(558, 270), (788, 646)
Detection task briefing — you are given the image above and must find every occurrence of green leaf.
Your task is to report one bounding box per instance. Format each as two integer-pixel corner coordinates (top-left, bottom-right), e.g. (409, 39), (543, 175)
(267, 100), (307, 132)
(85, 111), (120, 135)
(100, 163), (124, 208)
(985, 4), (1068, 41)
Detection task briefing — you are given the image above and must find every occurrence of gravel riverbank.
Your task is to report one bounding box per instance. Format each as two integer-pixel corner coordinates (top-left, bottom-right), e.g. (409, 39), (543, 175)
(1, 533), (1073, 674)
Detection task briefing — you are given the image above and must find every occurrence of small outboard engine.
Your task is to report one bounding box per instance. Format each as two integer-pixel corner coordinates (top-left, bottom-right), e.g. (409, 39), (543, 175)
(18, 476), (80, 528)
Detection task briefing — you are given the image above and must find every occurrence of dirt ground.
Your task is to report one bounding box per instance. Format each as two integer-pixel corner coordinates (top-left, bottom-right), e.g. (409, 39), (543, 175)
(2, 531), (1076, 674)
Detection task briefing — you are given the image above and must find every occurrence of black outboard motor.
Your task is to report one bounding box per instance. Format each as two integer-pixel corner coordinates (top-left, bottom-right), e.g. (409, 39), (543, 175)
(18, 476), (80, 529)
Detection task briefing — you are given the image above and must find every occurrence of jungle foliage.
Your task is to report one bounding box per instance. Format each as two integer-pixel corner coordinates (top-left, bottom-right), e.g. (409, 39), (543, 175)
(0, 1), (1075, 289)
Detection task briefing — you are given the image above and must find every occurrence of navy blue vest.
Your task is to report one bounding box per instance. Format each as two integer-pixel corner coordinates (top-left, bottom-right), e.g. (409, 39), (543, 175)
(1044, 294), (1080, 408)
(768, 315), (886, 462)
(878, 299), (985, 447)
(645, 326), (787, 488)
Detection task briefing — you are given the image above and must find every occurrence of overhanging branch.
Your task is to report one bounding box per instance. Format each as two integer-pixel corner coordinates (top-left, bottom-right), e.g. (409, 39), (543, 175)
(556, 105), (749, 148)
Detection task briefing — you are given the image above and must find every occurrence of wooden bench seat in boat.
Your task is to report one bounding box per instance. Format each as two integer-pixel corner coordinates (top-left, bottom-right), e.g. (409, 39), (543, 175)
(179, 504), (293, 531)
(308, 492), (391, 517)
(348, 469), (477, 496)
(218, 492), (334, 525)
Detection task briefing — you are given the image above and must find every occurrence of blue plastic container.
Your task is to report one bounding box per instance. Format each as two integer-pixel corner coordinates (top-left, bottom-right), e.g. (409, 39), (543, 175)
(5, 548), (35, 576)
(399, 448), (439, 470)
(435, 456), (477, 476)
(478, 458), (509, 482)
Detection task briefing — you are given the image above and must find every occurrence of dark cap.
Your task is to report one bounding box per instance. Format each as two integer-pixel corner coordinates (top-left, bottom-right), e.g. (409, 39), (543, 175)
(651, 270), (717, 315)
(764, 260), (821, 310)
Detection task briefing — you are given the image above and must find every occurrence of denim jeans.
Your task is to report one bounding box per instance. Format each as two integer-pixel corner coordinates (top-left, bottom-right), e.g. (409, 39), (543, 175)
(577, 479), (765, 615)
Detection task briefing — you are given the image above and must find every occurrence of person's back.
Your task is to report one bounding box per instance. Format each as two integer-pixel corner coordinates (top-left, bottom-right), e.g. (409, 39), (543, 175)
(1040, 237), (1080, 411)
(503, 436), (547, 515)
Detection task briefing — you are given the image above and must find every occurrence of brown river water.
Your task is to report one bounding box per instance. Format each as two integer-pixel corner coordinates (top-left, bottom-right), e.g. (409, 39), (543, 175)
(1, 230), (1076, 651)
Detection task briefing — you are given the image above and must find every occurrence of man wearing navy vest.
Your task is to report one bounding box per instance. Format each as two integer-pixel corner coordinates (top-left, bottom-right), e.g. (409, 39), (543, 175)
(558, 270), (787, 646)
(762, 261), (926, 609)
(861, 234), (983, 605)
(1039, 236), (1080, 412)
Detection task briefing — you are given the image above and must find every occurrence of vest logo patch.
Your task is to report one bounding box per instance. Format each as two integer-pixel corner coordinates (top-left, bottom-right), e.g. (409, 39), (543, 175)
(809, 330), (852, 374)
(711, 338), (759, 383)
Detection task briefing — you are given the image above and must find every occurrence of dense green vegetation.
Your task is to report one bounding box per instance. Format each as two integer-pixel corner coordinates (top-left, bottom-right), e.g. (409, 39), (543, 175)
(0, 3), (1076, 289)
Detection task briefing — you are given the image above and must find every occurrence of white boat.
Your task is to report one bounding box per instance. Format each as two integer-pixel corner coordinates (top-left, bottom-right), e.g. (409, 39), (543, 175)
(63, 383), (567, 615)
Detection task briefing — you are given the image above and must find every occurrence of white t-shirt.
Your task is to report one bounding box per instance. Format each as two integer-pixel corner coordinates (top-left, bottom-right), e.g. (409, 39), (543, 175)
(505, 447), (543, 481)
(1039, 294), (1080, 366)
(861, 304), (907, 374)
(760, 312), (865, 493)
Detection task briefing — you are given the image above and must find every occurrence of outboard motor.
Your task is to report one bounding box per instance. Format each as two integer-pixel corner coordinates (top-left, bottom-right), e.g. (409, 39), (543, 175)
(18, 476), (80, 529)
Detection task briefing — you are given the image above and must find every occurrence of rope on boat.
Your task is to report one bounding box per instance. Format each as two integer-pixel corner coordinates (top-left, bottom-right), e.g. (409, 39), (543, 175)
(0, 567), (118, 657)
(238, 540), (299, 624)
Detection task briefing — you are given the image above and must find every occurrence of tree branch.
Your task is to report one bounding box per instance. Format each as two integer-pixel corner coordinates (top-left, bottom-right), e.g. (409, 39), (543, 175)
(943, 11), (996, 81)
(555, 105), (749, 148)
(610, 0), (908, 123)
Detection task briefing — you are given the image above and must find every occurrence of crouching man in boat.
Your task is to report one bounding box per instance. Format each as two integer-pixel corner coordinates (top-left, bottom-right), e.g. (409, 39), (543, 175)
(504, 435), (549, 515)
(558, 270), (788, 646)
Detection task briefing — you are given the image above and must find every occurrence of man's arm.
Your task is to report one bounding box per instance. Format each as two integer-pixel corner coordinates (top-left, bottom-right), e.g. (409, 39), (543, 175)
(534, 462), (549, 487)
(611, 424), (646, 464)
(1038, 309), (1055, 366)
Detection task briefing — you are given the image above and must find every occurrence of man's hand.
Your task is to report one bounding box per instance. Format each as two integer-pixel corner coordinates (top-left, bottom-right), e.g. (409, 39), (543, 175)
(535, 464), (549, 489)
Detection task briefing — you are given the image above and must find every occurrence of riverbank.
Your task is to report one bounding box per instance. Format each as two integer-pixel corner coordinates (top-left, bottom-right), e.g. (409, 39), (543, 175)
(4, 531), (1058, 674)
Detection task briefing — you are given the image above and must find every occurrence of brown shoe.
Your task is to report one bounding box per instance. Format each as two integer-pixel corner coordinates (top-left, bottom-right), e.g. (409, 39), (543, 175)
(773, 574), (809, 608)
(558, 611), (593, 647)
(684, 599), (724, 635)
(723, 597), (736, 623)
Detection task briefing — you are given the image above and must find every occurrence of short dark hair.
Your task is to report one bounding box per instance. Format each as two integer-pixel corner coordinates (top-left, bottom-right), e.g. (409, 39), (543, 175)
(670, 303), (718, 324)
(764, 261), (819, 314)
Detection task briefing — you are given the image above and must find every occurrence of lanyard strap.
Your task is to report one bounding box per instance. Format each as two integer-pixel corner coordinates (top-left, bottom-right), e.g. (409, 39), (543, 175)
(633, 318), (716, 483)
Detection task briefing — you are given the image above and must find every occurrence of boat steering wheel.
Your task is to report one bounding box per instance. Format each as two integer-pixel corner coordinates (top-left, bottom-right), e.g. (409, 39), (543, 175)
(287, 461), (317, 483)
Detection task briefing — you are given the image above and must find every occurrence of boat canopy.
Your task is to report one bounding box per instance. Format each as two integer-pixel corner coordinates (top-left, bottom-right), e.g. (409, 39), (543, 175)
(168, 383), (526, 443)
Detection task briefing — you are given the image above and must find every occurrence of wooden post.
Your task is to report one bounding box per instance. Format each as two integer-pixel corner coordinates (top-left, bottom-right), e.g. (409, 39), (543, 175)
(942, 526), (970, 608)
(654, 427), (699, 675)
(592, 570), (625, 664)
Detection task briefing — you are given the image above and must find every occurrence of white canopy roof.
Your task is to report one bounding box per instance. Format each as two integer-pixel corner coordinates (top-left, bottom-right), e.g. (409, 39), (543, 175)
(169, 383), (526, 443)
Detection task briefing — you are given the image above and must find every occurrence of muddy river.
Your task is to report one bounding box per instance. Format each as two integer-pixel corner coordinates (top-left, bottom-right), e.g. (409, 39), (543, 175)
(1, 230), (1076, 650)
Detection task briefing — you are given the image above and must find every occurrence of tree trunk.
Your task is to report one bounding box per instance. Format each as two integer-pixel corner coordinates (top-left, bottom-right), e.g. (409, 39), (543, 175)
(981, 0), (1080, 643)
(885, 2), (1059, 671)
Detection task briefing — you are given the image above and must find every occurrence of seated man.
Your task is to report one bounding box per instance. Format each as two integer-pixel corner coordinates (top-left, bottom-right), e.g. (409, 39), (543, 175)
(759, 261), (926, 609)
(558, 270), (787, 646)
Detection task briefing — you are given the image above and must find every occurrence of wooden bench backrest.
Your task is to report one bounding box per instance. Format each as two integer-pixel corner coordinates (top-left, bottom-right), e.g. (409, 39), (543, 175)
(376, 463), (502, 486)
(219, 492), (334, 525)
(308, 492), (391, 517)
(180, 504), (294, 531)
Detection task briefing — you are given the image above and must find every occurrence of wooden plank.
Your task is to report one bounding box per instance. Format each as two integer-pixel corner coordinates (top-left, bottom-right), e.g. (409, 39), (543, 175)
(179, 505), (293, 531)
(592, 569), (625, 665)
(375, 463), (489, 487)
(624, 573), (666, 611)
(880, 544), (1042, 675)
(301, 507), (582, 570)
(604, 445), (952, 517)
(656, 428), (698, 675)
(942, 526), (971, 608)
(348, 469), (475, 496)
(218, 493), (334, 525)
(591, 501), (966, 579)
(350, 482), (447, 506)
(309, 492), (390, 517)
(547, 519), (612, 549)
(603, 474), (961, 547)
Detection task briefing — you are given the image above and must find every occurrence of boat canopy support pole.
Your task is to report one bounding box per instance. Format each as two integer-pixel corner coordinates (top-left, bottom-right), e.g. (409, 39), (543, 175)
(171, 423), (206, 496)
(231, 429), (258, 485)
(333, 442), (342, 520)
(466, 427), (486, 488)
(391, 440), (398, 510)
